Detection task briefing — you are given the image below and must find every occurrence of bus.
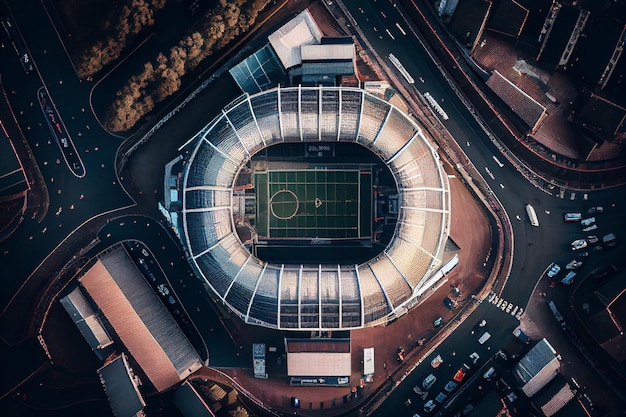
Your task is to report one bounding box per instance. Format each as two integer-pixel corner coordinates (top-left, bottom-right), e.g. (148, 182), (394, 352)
(388, 53), (414, 84)
(525, 204), (539, 227)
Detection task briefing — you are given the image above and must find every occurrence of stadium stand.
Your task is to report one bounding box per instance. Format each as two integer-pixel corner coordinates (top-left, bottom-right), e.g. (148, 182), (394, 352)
(173, 86), (450, 330)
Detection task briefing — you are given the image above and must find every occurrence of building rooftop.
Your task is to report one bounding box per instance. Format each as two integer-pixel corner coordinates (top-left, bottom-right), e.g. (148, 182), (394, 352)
(487, 0), (529, 39)
(485, 70), (547, 132)
(268, 9), (323, 69)
(80, 247), (202, 391)
(97, 353), (146, 417)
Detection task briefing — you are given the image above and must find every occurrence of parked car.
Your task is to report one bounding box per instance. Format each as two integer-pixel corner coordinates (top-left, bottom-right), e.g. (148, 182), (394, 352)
(581, 217), (596, 226)
(483, 367), (496, 380)
(444, 381), (458, 392)
(587, 206), (603, 214)
(433, 316), (444, 327)
(443, 297), (456, 310)
(576, 251), (589, 258)
(583, 224), (598, 232)
(424, 400), (436, 412)
(435, 392), (448, 404)
(423, 374), (436, 390)
(430, 354), (444, 368)
(547, 263), (561, 277)
(413, 384), (425, 395)
(603, 233), (616, 246)
(571, 239), (588, 251)
(453, 367), (467, 382)
(587, 235), (599, 244)
(513, 328), (530, 344)
(566, 260), (582, 270)
(469, 352), (480, 364)
(561, 271), (576, 285)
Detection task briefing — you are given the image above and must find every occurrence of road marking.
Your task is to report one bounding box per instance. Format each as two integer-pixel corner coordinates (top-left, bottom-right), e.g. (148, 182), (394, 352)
(395, 22), (406, 35)
(499, 183), (505, 189)
(492, 156), (504, 167)
(485, 167), (495, 180)
(386, 29), (395, 40)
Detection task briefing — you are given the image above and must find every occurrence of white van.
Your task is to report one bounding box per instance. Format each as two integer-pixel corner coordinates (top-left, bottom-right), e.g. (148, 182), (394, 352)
(478, 332), (491, 344)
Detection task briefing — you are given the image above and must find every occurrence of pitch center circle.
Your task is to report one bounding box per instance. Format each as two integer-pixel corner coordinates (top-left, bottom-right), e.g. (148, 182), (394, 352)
(269, 189), (299, 220)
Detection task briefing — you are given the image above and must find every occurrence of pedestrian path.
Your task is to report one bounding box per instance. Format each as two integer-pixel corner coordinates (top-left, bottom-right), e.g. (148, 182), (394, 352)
(486, 292), (524, 320)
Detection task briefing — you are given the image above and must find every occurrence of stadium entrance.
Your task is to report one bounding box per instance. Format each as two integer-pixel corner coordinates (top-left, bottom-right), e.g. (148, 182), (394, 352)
(233, 142), (398, 264)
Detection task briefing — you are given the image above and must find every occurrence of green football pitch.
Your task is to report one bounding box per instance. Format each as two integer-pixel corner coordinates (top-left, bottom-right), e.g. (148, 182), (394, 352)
(255, 170), (364, 239)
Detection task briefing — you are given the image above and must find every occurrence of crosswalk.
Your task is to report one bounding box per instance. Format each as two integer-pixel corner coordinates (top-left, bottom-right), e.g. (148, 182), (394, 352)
(486, 292), (524, 320)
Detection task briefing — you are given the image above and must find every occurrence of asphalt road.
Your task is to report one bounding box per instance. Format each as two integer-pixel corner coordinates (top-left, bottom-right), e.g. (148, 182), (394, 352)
(342, 1), (626, 415)
(1, 0), (625, 415)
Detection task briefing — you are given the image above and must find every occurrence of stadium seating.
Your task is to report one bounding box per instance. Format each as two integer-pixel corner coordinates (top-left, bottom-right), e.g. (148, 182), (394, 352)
(178, 86), (450, 330)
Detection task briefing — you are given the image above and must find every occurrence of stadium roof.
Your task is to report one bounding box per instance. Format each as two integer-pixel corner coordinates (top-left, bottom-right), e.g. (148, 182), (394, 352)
(97, 353), (146, 417)
(173, 86), (451, 331)
(80, 247), (202, 391)
(268, 9), (323, 69)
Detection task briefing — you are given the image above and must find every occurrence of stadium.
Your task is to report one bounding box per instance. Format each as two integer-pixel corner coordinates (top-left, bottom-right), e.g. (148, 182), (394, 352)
(168, 85), (452, 330)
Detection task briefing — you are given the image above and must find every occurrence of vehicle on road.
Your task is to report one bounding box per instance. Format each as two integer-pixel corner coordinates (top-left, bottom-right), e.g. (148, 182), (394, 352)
(430, 354), (444, 368)
(469, 352), (480, 364)
(547, 263), (561, 277)
(424, 399), (436, 412)
(564, 212), (582, 222)
(587, 206), (603, 214)
(561, 271), (576, 285)
(478, 331), (491, 344)
(525, 204), (539, 226)
(566, 260), (582, 270)
(423, 374), (436, 390)
(444, 381), (458, 392)
(571, 239), (588, 250)
(435, 392), (448, 403)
